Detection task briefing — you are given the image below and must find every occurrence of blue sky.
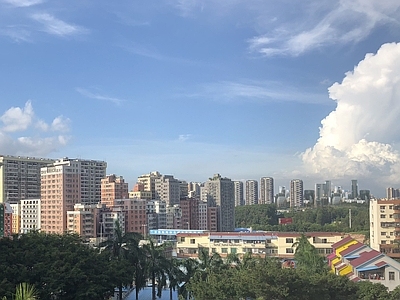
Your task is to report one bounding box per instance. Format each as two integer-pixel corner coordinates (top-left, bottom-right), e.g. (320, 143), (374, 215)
(1, 0), (400, 197)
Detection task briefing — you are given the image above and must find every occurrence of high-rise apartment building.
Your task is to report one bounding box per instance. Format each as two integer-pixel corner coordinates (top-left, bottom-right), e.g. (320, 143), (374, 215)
(205, 174), (235, 232)
(155, 175), (180, 206)
(0, 202), (12, 237)
(20, 199), (41, 233)
(351, 180), (358, 199)
(260, 177), (274, 204)
(40, 158), (107, 234)
(10, 203), (20, 234)
(245, 180), (258, 205)
(67, 203), (102, 241)
(137, 171), (161, 199)
(101, 174), (129, 207)
(0, 155), (54, 203)
(129, 183), (152, 200)
(233, 181), (244, 207)
(290, 179), (303, 208)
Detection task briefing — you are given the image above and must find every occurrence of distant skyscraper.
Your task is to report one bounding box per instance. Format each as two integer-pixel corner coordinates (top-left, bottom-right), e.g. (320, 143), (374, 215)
(324, 180), (332, 202)
(315, 183), (323, 207)
(290, 179), (303, 208)
(233, 181), (244, 206)
(205, 174), (235, 232)
(351, 180), (358, 199)
(304, 190), (315, 205)
(260, 177), (274, 204)
(245, 180), (258, 205)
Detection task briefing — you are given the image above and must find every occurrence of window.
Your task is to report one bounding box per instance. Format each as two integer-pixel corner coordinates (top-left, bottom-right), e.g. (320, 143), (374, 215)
(286, 238), (294, 244)
(381, 214), (386, 219)
(190, 239), (195, 244)
(322, 238), (327, 243)
(389, 272), (395, 280)
(382, 240), (386, 244)
(180, 237), (185, 242)
(231, 248), (237, 254)
(390, 206), (393, 210)
(380, 206), (386, 210)
(211, 248), (216, 253)
(286, 248), (294, 253)
(221, 248), (228, 253)
(381, 232), (387, 236)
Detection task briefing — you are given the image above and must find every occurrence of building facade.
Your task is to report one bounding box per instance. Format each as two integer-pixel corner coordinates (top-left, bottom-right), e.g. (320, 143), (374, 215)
(260, 177), (274, 204)
(40, 158), (107, 234)
(245, 180), (258, 206)
(20, 199), (41, 233)
(290, 179), (303, 208)
(370, 199), (400, 258)
(205, 174), (235, 232)
(0, 155), (54, 203)
(101, 174), (129, 207)
(176, 231), (342, 259)
(233, 181), (244, 207)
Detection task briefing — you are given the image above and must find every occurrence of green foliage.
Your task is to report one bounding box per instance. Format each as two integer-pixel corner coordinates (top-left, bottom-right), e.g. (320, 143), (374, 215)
(293, 234), (328, 274)
(235, 203), (370, 234)
(0, 232), (115, 300)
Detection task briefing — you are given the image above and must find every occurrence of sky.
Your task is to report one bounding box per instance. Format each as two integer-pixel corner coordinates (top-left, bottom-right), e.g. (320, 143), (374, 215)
(1, 0), (400, 197)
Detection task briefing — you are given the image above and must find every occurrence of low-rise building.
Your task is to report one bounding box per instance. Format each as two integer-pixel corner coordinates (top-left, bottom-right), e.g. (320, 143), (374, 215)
(329, 236), (400, 291)
(176, 231), (342, 259)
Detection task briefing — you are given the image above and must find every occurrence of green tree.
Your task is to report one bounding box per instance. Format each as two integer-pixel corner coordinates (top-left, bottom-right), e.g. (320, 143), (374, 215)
(292, 234), (327, 274)
(356, 281), (390, 300)
(142, 239), (170, 300)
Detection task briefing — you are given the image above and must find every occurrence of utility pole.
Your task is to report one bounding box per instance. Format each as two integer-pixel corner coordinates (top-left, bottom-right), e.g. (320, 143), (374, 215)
(349, 209), (352, 229)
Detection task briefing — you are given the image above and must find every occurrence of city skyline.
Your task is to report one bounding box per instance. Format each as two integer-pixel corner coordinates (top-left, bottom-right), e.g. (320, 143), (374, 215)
(1, 1), (400, 197)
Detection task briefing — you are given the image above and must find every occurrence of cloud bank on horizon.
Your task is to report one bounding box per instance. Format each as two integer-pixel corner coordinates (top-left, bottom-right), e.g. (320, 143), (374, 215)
(302, 42), (400, 185)
(0, 100), (70, 156)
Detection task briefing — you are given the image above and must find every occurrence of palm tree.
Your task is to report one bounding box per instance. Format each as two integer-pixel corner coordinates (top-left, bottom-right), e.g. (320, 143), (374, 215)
(292, 233), (327, 274)
(142, 239), (171, 300)
(178, 258), (199, 300)
(2, 283), (38, 300)
(101, 220), (141, 300)
(165, 258), (183, 300)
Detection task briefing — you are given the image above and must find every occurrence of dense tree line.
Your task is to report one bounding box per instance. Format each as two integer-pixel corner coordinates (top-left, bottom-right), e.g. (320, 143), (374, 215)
(187, 235), (400, 300)
(1, 228), (399, 300)
(235, 203), (369, 233)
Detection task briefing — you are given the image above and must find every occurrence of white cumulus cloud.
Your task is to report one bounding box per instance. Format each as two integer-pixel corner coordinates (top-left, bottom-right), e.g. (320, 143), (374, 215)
(302, 42), (400, 186)
(0, 101), (71, 156)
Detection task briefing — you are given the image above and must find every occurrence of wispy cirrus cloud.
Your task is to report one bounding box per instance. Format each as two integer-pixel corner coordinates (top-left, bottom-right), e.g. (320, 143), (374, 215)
(0, 25), (31, 42)
(178, 134), (192, 141)
(31, 13), (88, 36)
(248, 0), (400, 56)
(2, 0), (44, 7)
(76, 88), (126, 105)
(182, 80), (329, 104)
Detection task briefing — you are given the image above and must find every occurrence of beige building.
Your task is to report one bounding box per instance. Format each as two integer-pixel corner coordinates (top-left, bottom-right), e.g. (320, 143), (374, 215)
(40, 158), (107, 234)
(0, 155), (54, 203)
(176, 231), (342, 259)
(204, 174), (235, 232)
(137, 171), (161, 199)
(370, 198), (400, 258)
(101, 174), (129, 207)
(10, 203), (21, 234)
(67, 203), (102, 240)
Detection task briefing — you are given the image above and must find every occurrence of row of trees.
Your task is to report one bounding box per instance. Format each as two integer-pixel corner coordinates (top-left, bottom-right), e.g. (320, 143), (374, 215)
(0, 223), (182, 300)
(1, 229), (399, 300)
(235, 203), (369, 233)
